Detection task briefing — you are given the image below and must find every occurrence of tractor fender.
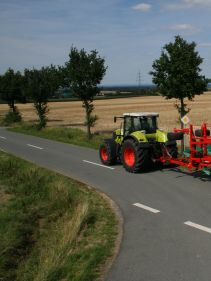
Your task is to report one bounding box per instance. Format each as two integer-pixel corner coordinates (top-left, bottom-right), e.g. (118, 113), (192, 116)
(156, 130), (168, 142)
(130, 131), (148, 142)
(123, 136), (151, 148)
(113, 129), (123, 144)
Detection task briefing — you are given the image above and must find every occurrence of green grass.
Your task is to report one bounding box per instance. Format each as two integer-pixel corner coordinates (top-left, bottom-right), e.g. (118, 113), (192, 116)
(0, 152), (117, 281)
(9, 124), (110, 150)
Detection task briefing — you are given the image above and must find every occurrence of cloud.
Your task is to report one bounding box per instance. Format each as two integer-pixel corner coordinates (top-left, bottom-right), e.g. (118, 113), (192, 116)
(165, 0), (211, 10)
(169, 24), (193, 30)
(132, 3), (151, 12)
(169, 23), (199, 33)
(185, 0), (211, 5)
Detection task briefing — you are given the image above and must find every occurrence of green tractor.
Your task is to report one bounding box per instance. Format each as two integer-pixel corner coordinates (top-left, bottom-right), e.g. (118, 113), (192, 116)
(99, 112), (183, 172)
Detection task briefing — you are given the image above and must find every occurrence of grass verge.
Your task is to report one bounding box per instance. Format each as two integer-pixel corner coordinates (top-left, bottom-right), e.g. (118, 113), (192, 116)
(0, 152), (117, 281)
(9, 124), (109, 150)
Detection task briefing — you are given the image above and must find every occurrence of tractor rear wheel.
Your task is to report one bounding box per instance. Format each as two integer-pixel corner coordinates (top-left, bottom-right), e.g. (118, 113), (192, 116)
(99, 140), (117, 165)
(121, 139), (149, 173)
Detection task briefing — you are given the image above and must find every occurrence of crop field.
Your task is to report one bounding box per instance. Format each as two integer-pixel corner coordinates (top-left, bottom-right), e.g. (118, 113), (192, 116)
(1, 93), (211, 132)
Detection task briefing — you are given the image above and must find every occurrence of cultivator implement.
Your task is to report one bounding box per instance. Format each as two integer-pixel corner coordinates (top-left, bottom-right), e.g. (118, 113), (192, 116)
(164, 123), (211, 175)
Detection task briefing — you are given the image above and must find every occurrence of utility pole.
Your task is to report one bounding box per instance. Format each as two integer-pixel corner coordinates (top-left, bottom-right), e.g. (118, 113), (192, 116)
(136, 70), (141, 95)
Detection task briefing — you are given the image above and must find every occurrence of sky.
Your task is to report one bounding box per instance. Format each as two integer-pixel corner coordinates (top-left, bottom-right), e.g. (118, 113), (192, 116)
(0, 0), (211, 85)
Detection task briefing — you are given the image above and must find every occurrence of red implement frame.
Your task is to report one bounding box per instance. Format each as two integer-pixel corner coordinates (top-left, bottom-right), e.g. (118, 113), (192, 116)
(161, 123), (211, 173)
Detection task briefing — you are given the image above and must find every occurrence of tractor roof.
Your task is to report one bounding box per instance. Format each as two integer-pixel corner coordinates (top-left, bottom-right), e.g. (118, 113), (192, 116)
(123, 112), (159, 117)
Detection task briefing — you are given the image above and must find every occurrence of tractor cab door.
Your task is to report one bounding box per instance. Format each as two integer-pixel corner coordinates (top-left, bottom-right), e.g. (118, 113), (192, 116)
(124, 116), (133, 136)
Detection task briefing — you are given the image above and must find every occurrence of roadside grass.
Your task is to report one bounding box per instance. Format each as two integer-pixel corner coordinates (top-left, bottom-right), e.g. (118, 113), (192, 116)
(0, 152), (117, 281)
(9, 123), (110, 150)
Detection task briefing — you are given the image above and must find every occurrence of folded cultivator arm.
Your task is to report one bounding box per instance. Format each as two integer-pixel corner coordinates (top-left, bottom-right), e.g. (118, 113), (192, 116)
(167, 123), (211, 175)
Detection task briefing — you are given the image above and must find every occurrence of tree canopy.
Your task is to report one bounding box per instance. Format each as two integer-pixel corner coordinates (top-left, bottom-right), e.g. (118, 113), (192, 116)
(0, 68), (25, 123)
(24, 65), (63, 129)
(65, 47), (107, 138)
(0, 68), (25, 111)
(150, 35), (207, 121)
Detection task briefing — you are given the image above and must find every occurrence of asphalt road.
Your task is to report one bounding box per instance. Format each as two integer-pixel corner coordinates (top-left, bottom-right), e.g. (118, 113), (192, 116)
(1, 127), (211, 281)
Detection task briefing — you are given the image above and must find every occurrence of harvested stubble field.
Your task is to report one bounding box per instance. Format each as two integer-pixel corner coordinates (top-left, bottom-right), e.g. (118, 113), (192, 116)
(1, 93), (211, 132)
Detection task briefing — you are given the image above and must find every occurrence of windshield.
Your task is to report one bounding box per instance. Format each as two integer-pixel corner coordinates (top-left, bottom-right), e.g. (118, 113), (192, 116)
(124, 116), (157, 135)
(135, 117), (157, 133)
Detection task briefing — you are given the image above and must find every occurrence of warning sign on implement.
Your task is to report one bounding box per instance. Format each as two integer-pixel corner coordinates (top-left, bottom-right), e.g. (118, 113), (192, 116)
(181, 115), (190, 125)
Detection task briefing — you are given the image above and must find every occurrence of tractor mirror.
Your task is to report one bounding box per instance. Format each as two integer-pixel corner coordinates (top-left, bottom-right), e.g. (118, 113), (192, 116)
(114, 116), (117, 123)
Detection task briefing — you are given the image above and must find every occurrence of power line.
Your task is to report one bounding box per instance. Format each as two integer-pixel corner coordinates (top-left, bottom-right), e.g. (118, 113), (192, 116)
(136, 70), (141, 88)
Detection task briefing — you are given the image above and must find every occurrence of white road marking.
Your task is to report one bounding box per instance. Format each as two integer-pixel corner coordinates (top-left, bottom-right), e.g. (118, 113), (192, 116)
(133, 203), (160, 214)
(83, 160), (115, 170)
(0, 136), (6, 140)
(27, 144), (43, 150)
(184, 221), (211, 234)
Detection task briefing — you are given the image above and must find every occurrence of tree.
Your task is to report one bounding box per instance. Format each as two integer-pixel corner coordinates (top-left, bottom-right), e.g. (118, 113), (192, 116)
(150, 35), (207, 127)
(65, 47), (107, 139)
(24, 65), (63, 129)
(0, 68), (25, 122)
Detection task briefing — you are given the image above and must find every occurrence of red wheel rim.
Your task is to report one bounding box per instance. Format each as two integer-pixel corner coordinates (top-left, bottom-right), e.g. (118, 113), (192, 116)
(124, 147), (135, 167)
(101, 147), (108, 161)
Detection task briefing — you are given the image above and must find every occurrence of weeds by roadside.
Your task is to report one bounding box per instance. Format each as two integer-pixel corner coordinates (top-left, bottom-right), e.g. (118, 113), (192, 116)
(9, 124), (110, 150)
(0, 152), (117, 281)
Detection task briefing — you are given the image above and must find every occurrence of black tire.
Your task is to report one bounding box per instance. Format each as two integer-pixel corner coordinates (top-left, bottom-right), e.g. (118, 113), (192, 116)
(121, 139), (149, 173)
(166, 144), (178, 158)
(195, 129), (210, 137)
(167, 132), (184, 141)
(99, 140), (117, 165)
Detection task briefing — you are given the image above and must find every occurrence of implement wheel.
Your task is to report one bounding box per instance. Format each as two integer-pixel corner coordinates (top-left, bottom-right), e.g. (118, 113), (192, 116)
(99, 140), (117, 165)
(195, 129), (210, 137)
(121, 139), (149, 173)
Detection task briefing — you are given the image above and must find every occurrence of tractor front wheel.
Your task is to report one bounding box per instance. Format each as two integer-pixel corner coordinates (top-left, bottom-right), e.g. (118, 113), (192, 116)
(99, 140), (117, 165)
(121, 139), (149, 173)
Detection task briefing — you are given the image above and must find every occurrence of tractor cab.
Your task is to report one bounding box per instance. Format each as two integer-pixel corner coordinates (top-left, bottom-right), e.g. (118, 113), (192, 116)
(120, 112), (159, 136)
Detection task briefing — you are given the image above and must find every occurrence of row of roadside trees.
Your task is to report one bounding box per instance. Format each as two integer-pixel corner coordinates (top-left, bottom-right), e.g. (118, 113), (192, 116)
(0, 65), (65, 129)
(0, 47), (107, 139)
(0, 35), (208, 139)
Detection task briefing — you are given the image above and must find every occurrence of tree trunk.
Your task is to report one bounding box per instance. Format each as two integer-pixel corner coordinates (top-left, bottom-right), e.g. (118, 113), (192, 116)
(87, 123), (91, 140)
(9, 100), (16, 113)
(84, 101), (92, 140)
(34, 101), (48, 129)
